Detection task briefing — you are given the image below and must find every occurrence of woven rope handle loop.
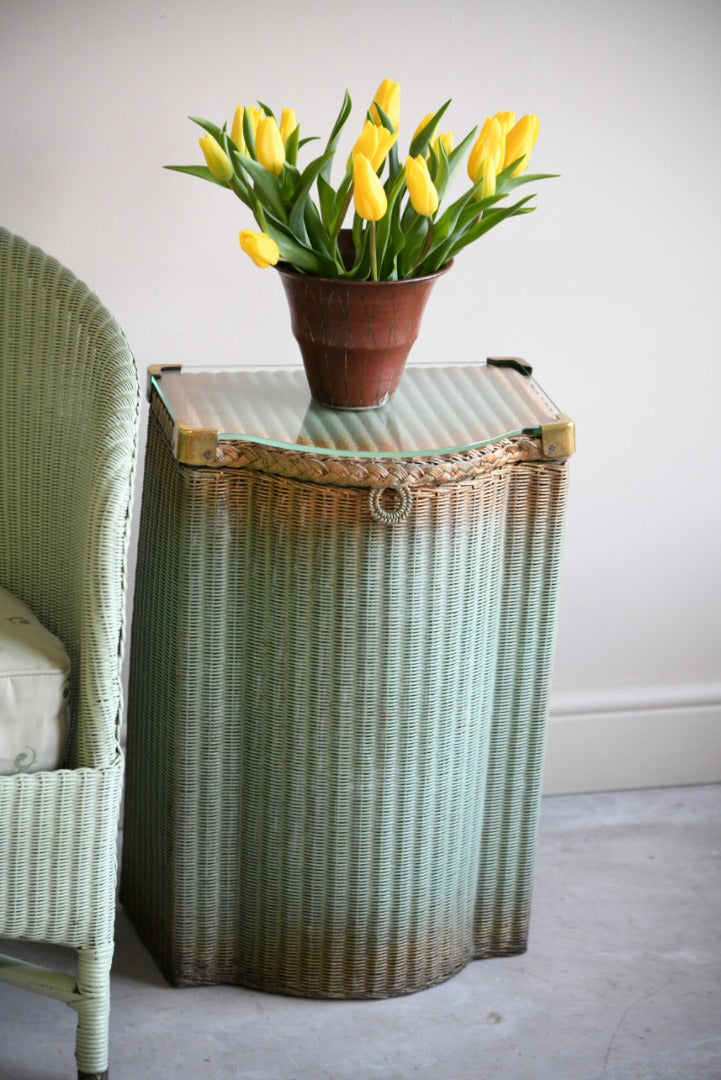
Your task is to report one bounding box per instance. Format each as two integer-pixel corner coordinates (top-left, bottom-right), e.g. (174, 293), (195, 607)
(368, 485), (413, 524)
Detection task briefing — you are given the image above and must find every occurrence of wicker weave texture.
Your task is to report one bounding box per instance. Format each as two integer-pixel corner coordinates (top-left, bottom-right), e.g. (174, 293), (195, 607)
(0, 227), (139, 1074)
(122, 408), (567, 998)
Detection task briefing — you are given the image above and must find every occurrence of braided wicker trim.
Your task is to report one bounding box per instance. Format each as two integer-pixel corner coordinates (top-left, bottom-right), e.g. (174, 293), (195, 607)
(210, 434), (546, 490)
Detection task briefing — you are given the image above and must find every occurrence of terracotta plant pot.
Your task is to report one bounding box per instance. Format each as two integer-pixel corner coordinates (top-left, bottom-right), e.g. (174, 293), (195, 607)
(276, 240), (451, 410)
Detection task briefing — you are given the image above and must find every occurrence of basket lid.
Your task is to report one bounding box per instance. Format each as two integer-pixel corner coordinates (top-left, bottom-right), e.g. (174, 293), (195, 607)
(148, 360), (574, 466)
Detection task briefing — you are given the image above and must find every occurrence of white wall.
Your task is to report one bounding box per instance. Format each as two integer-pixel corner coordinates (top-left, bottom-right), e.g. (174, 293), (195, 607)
(2, 0), (720, 793)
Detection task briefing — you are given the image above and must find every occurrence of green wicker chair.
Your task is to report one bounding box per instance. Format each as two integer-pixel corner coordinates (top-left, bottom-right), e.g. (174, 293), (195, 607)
(0, 227), (139, 1078)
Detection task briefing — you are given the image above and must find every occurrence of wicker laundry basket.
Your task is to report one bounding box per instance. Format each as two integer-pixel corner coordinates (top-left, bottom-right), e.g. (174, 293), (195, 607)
(120, 361), (573, 998)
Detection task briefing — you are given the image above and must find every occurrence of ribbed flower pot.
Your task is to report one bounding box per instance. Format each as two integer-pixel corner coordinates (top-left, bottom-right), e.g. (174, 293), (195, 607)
(277, 252), (450, 410)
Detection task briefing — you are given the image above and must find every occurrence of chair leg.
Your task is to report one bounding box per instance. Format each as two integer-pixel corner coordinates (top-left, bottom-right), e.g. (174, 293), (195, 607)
(71, 943), (114, 1079)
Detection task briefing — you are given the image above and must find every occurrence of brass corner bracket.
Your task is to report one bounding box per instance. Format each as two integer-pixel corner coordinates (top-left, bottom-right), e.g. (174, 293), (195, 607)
(540, 414), (576, 459)
(174, 422), (219, 465)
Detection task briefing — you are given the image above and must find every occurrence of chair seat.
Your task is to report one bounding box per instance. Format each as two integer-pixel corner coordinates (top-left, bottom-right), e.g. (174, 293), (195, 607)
(0, 585), (70, 774)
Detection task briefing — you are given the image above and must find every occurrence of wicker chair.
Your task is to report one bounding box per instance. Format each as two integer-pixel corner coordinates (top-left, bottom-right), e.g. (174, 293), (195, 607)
(0, 227), (139, 1078)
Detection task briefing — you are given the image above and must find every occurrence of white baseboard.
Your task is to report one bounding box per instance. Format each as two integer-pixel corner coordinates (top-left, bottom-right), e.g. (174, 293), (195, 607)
(543, 684), (721, 795)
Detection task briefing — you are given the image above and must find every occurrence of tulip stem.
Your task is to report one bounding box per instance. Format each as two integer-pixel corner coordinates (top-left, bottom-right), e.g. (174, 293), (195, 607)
(370, 220), (378, 281)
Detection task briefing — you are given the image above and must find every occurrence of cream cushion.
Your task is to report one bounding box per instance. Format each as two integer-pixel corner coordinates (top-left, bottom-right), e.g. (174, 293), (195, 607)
(0, 586), (70, 774)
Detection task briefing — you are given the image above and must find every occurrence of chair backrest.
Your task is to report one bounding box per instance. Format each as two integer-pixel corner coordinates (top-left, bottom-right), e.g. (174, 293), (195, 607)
(0, 227), (140, 769)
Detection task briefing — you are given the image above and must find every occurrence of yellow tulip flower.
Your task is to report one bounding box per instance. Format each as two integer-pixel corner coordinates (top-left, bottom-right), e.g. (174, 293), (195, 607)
(352, 153), (387, 221)
(231, 106), (246, 152)
(231, 105), (265, 154)
(432, 130), (454, 156)
(255, 115), (286, 176)
(494, 111), (517, 137)
(246, 105), (264, 135)
(369, 78), (401, 133)
(467, 115), (505, 185)
(475, 155), (497, 199)
(239, 230), (280, 268)
(352, 120), (397, 172)
(503, 114), (540, 176)
(279, 107), (298, 143)
(198, 132), (234, 182)
(405, 155), (439, 217)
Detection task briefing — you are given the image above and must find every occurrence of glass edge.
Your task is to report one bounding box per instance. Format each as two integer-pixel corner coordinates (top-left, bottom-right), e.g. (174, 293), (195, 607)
(215, 427), (539, 459)
(149, 373), (173, 416)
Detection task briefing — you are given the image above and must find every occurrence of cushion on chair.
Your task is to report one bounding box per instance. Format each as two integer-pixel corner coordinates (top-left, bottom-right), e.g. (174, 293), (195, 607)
(0, 585), (71, 774)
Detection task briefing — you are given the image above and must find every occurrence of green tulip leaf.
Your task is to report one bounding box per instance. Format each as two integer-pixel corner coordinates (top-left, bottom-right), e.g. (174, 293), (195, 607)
(399, 214), (428, 270)
(330, 169), (353, 237)
(377, 169), (408, 255)
(282, 162), (301, 185)
(164, 164), (228, 188)
(242, 111), (257, 159)
(235, 153), (288, 223)
(257, 100), (275, 120)
(289, 205), (310, 246)
(441, 194), (537, 262)
(428, 139), (450, 196)
(501, 171), (559, 191)
(317, 174), (336, 232)
(419, 185), (476, 241)
(303, 200), (333, 259)
(387, 142), (401, 181)
(321, 90), (352, 182)
(288, 152), (333, 240)
(293, 151), (334, 204)
(408, 99), (451, 159)
(229, 170), (255, 208)
(370, 101), (395, 135)
(342, 226), (371, 280)
(317, 173), (336, 231)
(417, 189), (513, 273)
(437, 126), (478, 197)
(379, 193), (405, 279)
(285, 124), (300, 167)
(188, 116), (225, 143)
(495, 160), (522, 188)
(280, 166), (299, 204)
(265, 215), (335, 275)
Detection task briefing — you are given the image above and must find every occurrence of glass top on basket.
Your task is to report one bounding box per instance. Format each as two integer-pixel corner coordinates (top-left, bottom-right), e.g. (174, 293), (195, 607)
(148, 361), (561, 460)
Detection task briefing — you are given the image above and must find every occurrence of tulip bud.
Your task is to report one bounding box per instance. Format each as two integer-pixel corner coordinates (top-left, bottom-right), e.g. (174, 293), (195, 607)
(432, 131), (454, 156)
(246, 105), (264, 136)
(239, 230), (280, 269)
(231, 106), (246, 152)
(494, 111), (517, 137)
(473, 155), (496, 200)
(352, 153), (387, 221)
(405, 155), (439, 217)
(280, 107), (298, 144)
(255, 115), (286, 176)
(352, 120), (397, 172)
(369, 78), (401, 133)
(503, 114), (540, 176)
(198, 133), (234, 182)
(467, 116), (504, 185)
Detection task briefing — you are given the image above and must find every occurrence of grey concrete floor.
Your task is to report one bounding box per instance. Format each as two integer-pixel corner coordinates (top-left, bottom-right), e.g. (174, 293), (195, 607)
(1, 784), (720, 1079)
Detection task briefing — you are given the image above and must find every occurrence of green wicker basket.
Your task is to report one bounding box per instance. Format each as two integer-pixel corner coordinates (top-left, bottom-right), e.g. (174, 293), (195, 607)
(120, 362), (572, 997)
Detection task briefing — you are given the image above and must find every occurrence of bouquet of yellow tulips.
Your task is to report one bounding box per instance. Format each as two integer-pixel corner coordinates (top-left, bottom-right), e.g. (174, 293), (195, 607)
(169, 79), (554, 281)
